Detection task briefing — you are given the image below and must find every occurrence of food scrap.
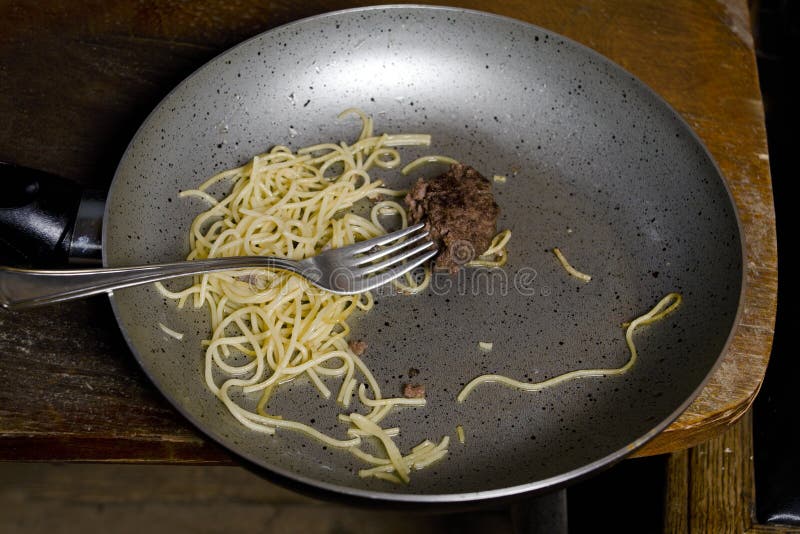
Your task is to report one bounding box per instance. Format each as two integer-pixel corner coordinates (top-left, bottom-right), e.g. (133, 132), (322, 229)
(405, 163), (500, 273)
(348, 339), (368, 357)
(402, 383), (426, 399)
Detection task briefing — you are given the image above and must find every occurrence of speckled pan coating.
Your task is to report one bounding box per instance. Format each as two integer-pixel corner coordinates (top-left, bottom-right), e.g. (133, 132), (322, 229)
(104, 6), (743, 502)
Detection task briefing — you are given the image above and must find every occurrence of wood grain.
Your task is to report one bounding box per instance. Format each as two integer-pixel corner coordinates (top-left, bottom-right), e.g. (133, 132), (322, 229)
(664, 412), (756, 533)
(663, 410), (800, 533)
(0, 0), (776, 463)
(664, 450), (689, 534)
(0, 464), (513, 533)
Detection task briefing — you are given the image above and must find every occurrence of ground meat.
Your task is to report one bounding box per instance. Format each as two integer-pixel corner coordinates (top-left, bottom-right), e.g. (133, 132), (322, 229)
(405, 163), (500, 273)
(348, 340), (368, 357)
(408, 367), (420, 378)
(402, 383), (426, 399)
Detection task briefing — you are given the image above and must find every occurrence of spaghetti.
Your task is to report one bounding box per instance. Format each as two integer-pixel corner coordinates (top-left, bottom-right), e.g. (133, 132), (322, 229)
(156, 109), (512, 483)
(553, 247), (592, 282)
(457, 293), (682, 402)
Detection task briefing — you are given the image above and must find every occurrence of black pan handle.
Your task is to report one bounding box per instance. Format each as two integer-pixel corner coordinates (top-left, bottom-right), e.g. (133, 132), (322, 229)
(0, 162), (104, 267)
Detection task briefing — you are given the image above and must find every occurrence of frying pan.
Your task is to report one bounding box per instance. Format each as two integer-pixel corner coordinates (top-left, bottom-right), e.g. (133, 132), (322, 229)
(5, 6), (744, 503)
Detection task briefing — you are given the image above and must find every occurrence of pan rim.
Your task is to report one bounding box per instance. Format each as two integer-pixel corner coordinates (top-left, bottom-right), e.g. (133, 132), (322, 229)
(103, 3), (748, 503)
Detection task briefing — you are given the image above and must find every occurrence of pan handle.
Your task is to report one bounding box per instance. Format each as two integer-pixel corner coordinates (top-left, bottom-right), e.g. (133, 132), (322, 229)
(0, 163), (104, 267)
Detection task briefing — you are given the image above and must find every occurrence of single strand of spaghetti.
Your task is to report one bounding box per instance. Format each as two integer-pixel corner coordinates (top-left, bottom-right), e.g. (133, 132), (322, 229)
(633, 293), (683, 326)
(482, 230), (512, 256)
(357, 383), (426, 408)
(400, 155), (459, 175)
(456, 293), (682, 402)
(220, 397), (276, 435)
(154, 281), (198, 300)
(196, 167), (245, 191)
(467, 251), (509, 268)
(337, 107), (373, 140)
(370, 200), (408, 230)
(392, 267), (432, 294)
(310, 357), (350, 378)
(158, 323), (184, 340)
(179, 189), (223, 206)
(553, 247), (592, 282)
(355, 291), (374, 311)
(255, 382), (281, 418)
(305, 367), (332, 399)
(340, 375), (358, 407)
(369, 149), (402, 171)
(382, 134), (432, 147)
(370, 187), (408, 197)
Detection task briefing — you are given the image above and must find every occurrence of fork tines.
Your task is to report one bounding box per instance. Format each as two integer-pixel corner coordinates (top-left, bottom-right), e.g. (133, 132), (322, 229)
(336, 223), (437, 293)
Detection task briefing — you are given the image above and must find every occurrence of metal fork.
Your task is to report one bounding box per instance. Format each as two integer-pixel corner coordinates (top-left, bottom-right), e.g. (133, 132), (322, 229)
(0, 223), (437, 310)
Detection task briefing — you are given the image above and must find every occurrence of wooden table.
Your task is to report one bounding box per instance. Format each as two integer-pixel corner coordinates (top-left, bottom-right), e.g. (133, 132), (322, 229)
(0, 0), (776, 463)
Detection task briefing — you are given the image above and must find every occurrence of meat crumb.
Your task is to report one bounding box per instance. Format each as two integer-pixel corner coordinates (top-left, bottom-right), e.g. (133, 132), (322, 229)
(402, 383), (426, 399)
(405, 163), (500, 273)
(408, 368), (420, 378)
(348, 340), (368, 357)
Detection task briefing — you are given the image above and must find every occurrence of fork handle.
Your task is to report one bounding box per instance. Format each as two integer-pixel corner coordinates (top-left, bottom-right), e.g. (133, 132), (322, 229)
(0, 257), (304, 310)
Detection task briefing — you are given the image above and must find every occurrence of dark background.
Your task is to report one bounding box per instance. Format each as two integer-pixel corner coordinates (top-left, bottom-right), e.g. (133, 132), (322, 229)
(752, 0), (800, 526)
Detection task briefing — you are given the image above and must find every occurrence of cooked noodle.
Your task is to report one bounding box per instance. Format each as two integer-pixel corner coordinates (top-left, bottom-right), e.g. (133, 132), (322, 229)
(456, 425), (466, 444)
(457, 293), (682, 402)
(158, 323), (184, 340)
(553, 247), (592, 282)
(156, 109), (468, 482)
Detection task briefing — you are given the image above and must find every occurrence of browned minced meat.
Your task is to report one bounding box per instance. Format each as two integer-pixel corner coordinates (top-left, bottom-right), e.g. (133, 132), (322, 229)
(348, 340), (368, 357)
(405, 163), (500, 273)
(402, 383), (426, 399)
(408, 367), (420, 378)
